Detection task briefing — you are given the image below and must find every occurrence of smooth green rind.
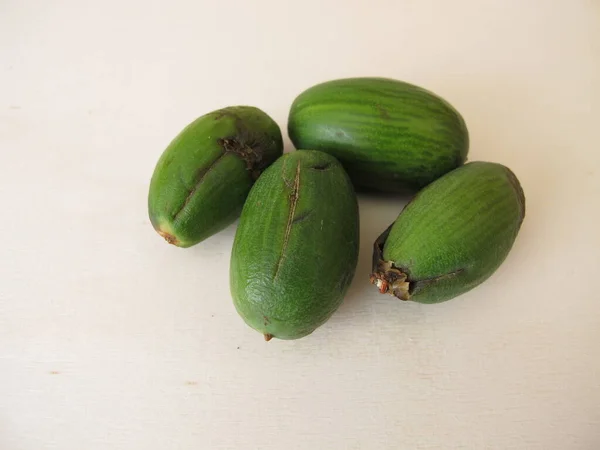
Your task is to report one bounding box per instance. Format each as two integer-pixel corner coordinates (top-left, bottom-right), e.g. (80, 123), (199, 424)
(230, 151), (359, 340)
(288, 77), (469, 192)
(372, 161), (525, 304)
(148, 106), (283, 247)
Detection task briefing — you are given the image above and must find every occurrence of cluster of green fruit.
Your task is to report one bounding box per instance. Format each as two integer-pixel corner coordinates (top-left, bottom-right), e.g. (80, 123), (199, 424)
(148, 77), (526, 341)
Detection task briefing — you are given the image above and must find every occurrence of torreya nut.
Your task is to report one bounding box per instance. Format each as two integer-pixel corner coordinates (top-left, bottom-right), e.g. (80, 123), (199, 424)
(288, 77), (469, 193)
(230, 151), (359, 340)
(148, 106), (283, 248)
(370, 161), (525, 304)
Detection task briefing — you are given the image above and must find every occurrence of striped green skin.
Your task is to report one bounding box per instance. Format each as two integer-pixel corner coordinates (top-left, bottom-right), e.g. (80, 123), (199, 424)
(375, 161), (525, 304)
(148, 106), (283, 248)
(288, 77), (469, 192)
(230, 151), (359, 340)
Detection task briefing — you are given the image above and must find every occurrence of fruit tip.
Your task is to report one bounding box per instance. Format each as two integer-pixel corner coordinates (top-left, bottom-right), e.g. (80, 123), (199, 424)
(158, 230), (179, 246)
(264, 333), (273, 342)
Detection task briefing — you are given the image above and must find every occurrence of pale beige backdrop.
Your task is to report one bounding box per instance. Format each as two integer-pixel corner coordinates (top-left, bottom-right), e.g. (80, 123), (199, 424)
(1, 0), (599, 449)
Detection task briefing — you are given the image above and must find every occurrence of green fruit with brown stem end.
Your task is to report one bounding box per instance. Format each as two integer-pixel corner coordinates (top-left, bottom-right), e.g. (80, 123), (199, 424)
(230, 150), (359, 340)
(370, 161), (525, 304)
(288, 77), (469, 193)
(148, 106), (283, 248)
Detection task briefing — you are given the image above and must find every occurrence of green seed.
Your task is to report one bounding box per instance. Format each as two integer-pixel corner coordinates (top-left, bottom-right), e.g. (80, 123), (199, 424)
(288, 77), (469, 192)
(371, 161), (525, 304)
(230, 151), (359, 340)
(148, 106), (283, 248)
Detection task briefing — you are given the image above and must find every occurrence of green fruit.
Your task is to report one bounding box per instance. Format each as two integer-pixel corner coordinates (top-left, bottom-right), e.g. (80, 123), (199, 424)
(148, 106), (283, 248)
(230, 151), (359, 340)
(371, 161), (525, 304)
(288, 77), (469, 192)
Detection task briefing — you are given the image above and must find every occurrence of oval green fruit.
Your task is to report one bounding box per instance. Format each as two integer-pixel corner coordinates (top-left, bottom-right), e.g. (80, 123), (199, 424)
(288, 77), (469, 192)
(230, 151), (359, 340)
(148, 106), (283, 248)
(370, 161), (525, 304)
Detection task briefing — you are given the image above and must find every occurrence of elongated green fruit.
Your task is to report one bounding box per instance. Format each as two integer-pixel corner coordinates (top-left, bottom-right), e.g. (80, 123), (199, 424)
(288, 77), (469, 192)
(148, 106), (283, 247)
(230, 151), (359, 340)
(371, 161), (525, 304)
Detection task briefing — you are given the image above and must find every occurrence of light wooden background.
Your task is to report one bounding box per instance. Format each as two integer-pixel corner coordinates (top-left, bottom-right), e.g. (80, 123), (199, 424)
(1, 0), (599, 448)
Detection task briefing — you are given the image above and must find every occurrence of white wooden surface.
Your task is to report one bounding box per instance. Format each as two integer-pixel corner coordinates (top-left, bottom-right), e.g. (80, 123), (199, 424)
(1, 1), (599, 449)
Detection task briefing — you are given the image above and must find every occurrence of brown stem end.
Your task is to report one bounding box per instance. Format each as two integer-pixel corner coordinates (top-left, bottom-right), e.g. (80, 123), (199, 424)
(371, 223), (411, 301)
(158, 230), (179, 246)
(370, 263), (411, 301)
